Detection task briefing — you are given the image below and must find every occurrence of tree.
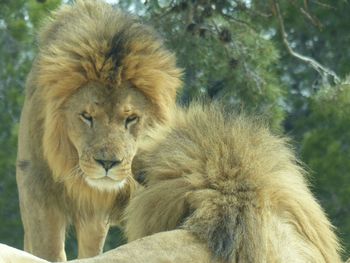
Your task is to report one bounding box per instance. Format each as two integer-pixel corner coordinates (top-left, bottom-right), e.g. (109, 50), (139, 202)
(0, 0), (349, 260)
(146, 0), (285, 130)
(0, 0), (60, 252)
(300, 82), (350, 254)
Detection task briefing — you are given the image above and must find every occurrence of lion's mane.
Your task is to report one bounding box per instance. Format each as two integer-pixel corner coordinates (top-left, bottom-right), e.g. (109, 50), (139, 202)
(17, 1), (181, 259)
(33, 0), (181, 183)
(22, 0), (182, 210)
(126, 103), (342, 262)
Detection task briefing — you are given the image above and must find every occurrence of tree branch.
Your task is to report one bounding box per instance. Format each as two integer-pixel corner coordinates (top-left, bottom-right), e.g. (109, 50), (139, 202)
(273, 0), (340, 85)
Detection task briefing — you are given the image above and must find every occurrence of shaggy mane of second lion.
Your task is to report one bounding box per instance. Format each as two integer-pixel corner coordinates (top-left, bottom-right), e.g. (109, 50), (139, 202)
(126, 103), (342, 262)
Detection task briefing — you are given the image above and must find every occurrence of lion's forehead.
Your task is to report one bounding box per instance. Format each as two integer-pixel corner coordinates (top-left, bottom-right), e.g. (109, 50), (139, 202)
(67, 81), (150, 117)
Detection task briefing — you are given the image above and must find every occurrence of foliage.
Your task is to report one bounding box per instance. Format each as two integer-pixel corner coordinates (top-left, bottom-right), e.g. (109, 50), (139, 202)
(0, 0), (349, 260)
(252, 0), (350, 129)
(0, 0), (60, 252)
(146, 0), (285, 130)
(301, 82), (350, 254)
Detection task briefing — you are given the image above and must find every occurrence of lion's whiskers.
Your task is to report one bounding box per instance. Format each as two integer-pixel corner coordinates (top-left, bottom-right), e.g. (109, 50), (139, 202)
(57, 165), (83, 183)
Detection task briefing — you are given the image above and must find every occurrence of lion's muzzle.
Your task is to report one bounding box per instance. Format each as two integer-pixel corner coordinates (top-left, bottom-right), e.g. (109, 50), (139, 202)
(93, 158), (122, 172)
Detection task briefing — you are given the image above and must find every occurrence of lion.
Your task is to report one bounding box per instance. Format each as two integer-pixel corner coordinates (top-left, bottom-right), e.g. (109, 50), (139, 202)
(5, 103), (346, 262)
(124, 103), (342, 263)
(15, 0), (181, 261)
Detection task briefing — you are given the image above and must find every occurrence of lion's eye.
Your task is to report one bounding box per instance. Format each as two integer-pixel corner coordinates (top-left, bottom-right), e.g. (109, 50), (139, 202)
(125, 114), (139, 129)
(80, 112), (93, 127)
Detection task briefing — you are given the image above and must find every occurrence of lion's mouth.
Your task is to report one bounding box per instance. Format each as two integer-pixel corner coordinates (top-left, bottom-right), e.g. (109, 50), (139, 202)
(87, 175), (119, 182)
(84, 175), (128, 190)
(83, 169), (128, 181)
(88, 173), (120, 181)
(78, 159), (131, 189)
(83, 168), (129, 189)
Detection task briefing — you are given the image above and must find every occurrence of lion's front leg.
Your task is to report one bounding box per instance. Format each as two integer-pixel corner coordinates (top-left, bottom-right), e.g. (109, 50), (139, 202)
(16, 161), (67, 262)
(75, 219), (110, 258)
(18, 190), (67, 261)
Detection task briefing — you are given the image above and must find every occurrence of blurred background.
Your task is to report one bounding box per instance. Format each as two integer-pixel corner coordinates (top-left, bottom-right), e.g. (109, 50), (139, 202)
(0, 0), (349, 260)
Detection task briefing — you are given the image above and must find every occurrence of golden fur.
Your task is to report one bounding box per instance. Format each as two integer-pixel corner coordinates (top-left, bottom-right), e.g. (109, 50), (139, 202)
(16, 0), (181, 261)
(125, 103), (342, 263)
(7, 102), (347, 262)
(0, 231), (215, 263)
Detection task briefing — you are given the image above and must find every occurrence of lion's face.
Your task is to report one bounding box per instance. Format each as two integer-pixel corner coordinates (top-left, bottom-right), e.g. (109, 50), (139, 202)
(64, 81), (152, 190)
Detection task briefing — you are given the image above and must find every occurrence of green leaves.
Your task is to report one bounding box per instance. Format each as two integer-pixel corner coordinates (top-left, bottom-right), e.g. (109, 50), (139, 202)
(301, 83), (350, 254)
(27, 0), (61, 28)
(0, 0), (349, 259)
(147, 2), (285, 129)
(0, 0), (60, 251)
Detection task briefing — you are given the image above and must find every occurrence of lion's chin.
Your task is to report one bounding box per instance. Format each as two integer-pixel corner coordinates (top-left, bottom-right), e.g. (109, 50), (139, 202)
(84, 176), (128, 192)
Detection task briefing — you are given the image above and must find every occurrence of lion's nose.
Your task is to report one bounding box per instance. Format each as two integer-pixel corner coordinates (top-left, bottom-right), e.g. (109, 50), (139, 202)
(94, 158), (122, 171)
